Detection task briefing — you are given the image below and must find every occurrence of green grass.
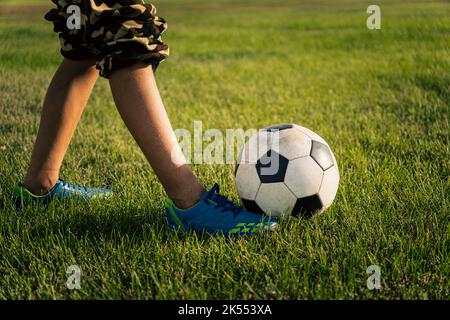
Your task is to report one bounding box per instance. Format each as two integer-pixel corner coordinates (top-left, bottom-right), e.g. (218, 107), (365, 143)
(0, 0), (449, 299)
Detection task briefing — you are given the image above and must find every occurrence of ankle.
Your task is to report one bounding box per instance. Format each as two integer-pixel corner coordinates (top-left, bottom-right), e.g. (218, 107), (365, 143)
(22, 172), (59, 196)
(170, 185), (206, 209)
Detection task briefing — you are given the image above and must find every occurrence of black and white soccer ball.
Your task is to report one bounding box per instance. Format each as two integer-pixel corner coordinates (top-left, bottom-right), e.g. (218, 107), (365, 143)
(235, 124), (339, 218)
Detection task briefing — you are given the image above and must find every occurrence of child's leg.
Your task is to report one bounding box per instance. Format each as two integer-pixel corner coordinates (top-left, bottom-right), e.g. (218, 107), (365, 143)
(23, 58), (99, 195)
(109, 63), (205, 209)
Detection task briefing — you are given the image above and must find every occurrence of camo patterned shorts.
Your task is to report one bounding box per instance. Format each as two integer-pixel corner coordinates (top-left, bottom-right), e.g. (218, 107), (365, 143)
(45, 0), (170, 78)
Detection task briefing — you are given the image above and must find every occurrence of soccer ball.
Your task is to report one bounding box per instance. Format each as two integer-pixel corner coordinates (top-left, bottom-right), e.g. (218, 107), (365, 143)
(235, 124), (339, 218)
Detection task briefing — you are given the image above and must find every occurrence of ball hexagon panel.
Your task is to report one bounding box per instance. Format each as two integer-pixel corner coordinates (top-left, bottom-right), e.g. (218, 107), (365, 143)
(285, 156), (324, 198)
(318, 165), (340, 209)
(330, 147), (338, 168)
(255, 150), (289, 183)
(263, 124), (294, 132)
(294, 125), (338, 168)
(310, 140), (334, 171)
(271, 128), (312, 160)
(292, 194), (323, 218)
(237, 130), (273, 165)
(235, 163), (261, 201)
(255, 182), (297, 217)
(294, 125), (327, 145)
(241, 199), (265, 215)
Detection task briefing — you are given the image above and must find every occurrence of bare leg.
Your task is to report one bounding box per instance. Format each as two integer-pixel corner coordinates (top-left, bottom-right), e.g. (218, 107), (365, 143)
(109, 63), (205, 208)
(23, 58), (99, 195)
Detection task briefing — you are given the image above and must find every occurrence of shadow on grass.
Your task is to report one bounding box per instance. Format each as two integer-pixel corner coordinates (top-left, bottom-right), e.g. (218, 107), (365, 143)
(4, 201), (259, 246)
(4, 200), (296, 250)
(2, 201), (171, 242)
(413, 73), (449, 103)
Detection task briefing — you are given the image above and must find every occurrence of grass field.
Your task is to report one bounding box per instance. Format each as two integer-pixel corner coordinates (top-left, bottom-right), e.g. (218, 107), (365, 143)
(0, 0), (449, 299)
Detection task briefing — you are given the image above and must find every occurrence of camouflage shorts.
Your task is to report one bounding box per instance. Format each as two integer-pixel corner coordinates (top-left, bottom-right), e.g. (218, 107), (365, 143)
(45, 0), (170, 78)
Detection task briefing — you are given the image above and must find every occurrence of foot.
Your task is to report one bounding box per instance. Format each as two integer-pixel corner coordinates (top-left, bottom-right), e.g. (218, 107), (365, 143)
(165, 183), (277, 237)
(12, 179), (112, 209)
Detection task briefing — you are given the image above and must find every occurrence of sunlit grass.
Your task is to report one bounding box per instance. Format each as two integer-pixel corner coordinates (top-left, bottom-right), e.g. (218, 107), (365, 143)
(0, 0), (448, 299)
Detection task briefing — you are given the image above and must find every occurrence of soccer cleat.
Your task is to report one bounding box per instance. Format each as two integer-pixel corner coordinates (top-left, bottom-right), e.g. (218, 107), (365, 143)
(165, 183), (277, 237)
(12, 179), (112, 209)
